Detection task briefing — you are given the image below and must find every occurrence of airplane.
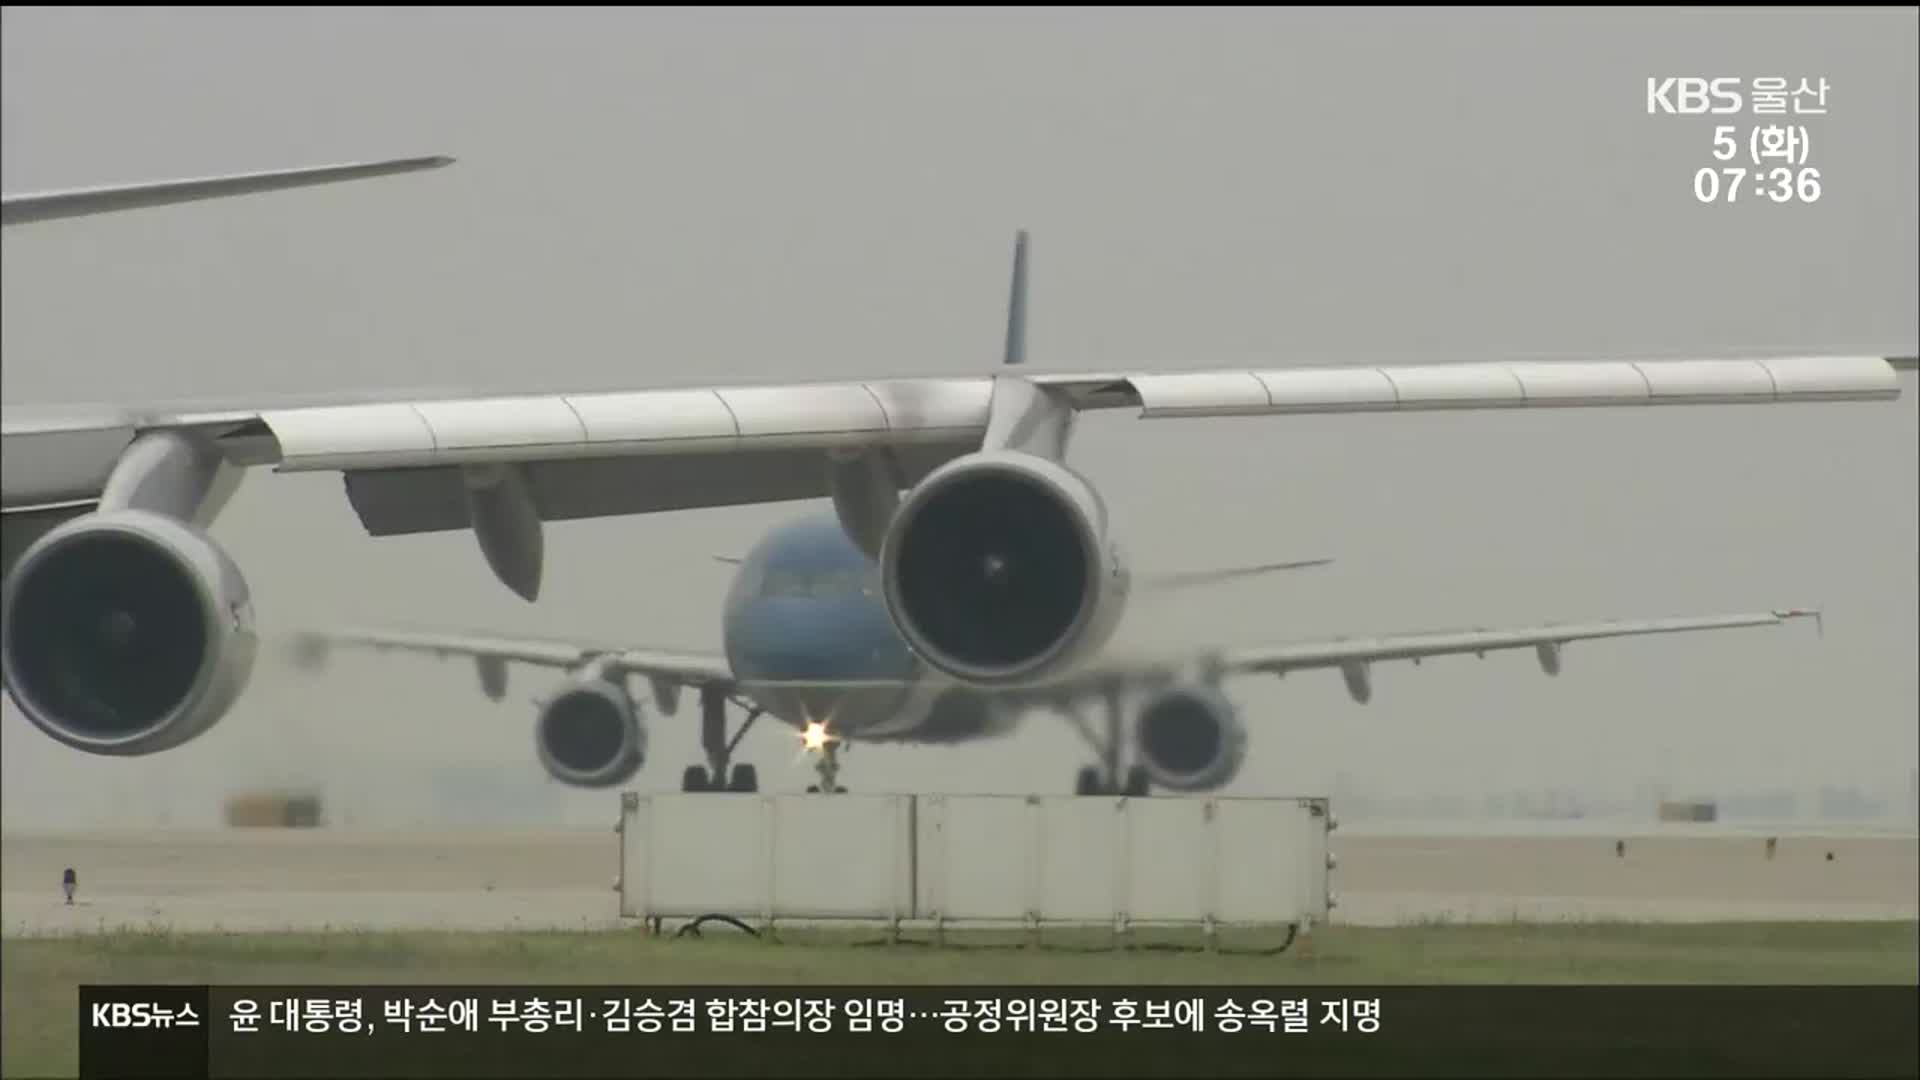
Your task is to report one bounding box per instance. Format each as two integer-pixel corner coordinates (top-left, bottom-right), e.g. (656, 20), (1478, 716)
(2, 189), (1914, 795)
(268, 238), (1907, 796)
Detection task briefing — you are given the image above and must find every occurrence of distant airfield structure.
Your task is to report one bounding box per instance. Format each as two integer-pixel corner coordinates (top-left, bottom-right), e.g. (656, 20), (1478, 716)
(1658, 800), (1719, 824)
(224, 789), (325, 828)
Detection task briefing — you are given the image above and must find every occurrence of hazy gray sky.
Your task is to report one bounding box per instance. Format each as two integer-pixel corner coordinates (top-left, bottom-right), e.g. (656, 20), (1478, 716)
(3, 7), (1915, 828)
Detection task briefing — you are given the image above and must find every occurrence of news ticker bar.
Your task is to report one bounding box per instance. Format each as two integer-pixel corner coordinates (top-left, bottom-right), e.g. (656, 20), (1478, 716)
(82, 984), (1917, 1080)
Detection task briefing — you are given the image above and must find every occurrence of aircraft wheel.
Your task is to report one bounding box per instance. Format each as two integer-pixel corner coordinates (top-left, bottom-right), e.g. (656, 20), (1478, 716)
(681, 766), (711, 793)
(1122, 766), (1151, 798)
(1075, 766), (1106, 796)
(728, 765), (759, 793)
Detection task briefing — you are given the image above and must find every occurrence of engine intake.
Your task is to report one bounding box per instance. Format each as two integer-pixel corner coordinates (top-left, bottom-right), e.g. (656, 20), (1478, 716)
(880, 452), (1128, 685)
(534, 675), (645, 788)
(1134, 684), (1247, 792)
(1, 509), (256, 756)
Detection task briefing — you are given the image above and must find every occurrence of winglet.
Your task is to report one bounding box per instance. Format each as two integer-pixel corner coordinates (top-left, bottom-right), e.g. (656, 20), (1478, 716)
(1004, 230), (1029, 366)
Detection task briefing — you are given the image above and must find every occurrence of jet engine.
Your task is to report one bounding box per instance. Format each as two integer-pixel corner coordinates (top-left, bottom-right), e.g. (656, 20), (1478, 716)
(0, 509), (257, 756)
(1133, 684), (1247, 792)
(534, 673), (645, 788)
(879, 451), (1129, 685)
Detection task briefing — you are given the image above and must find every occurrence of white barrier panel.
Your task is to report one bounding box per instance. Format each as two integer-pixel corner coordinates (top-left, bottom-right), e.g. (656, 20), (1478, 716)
(618, 792), (1331, 931)
(917, 795), (1330, 927)
(617, 793), (914, 921)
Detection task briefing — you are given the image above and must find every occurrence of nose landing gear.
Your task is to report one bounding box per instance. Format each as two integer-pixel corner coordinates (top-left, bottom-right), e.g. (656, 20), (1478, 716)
(804, 742), (846, 794)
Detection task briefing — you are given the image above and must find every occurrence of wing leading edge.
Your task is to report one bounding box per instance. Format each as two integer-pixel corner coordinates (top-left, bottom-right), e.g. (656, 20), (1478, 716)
(1, 156), (454, 226)
(235, 354), (1907, 475)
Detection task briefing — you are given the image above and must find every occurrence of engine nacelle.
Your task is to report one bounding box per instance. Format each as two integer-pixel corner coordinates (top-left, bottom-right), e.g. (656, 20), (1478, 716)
(1133, 684), (1248, 792)
(879, 451), (1129, 686)
(1, 509), (256, 756)
(534, 674), (645, 788)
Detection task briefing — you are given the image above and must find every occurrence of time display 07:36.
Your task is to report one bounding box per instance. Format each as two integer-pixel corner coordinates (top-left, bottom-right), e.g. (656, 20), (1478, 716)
(1696, 166), (1821, 203)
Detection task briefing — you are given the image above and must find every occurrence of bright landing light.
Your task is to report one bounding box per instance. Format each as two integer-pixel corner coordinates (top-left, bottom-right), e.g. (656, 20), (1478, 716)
(789, 709), (841, 768)
(800, 719), (834, 752)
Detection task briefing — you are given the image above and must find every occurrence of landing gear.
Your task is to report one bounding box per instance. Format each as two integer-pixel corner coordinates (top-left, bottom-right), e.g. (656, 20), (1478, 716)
(680, 686), (763, 793)
(804, 742), (846, 794)
(680, 763), (759, 793)
(1065, 681), (1154, 797)
(1073, 764), (1148, 797)
(1075, 766), (1101, 796)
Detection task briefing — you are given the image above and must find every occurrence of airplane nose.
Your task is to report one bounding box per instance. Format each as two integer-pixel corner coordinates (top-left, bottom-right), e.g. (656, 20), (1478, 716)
(751, 638), (850, 682)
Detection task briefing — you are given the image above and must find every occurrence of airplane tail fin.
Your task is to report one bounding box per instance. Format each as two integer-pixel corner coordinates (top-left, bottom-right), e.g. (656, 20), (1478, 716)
(1139, 558), (1335, 593)
(2, 155), (453, 226)
(1003, 230), (1029, 367)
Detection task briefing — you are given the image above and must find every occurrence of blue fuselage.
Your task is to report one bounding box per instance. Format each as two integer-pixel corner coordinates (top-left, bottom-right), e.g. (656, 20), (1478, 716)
(719, 510), (1011, 744)
(720, 512), (926, 739)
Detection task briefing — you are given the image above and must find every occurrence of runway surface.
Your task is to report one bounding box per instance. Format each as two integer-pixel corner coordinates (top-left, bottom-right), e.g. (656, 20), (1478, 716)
(4, 824), (1914, 935)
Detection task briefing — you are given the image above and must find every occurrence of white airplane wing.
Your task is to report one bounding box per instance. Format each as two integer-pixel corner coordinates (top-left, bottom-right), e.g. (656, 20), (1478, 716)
(4, 216), (1913, 599)
(288, 626), (731, 683)
(285, 626), (736, 709)
(1, 156), (453, 226)
(5, 354), (1912, 603)
(1009, 608), (1822, 708)
(5, 355), (1910, 567)
(287, 606), (1820, 714)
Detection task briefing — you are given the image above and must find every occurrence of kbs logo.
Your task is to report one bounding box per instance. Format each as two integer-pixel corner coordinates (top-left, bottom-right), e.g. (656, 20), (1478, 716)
(1647, 77), (1743, 115)
(92, 1002), (168, 1028)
